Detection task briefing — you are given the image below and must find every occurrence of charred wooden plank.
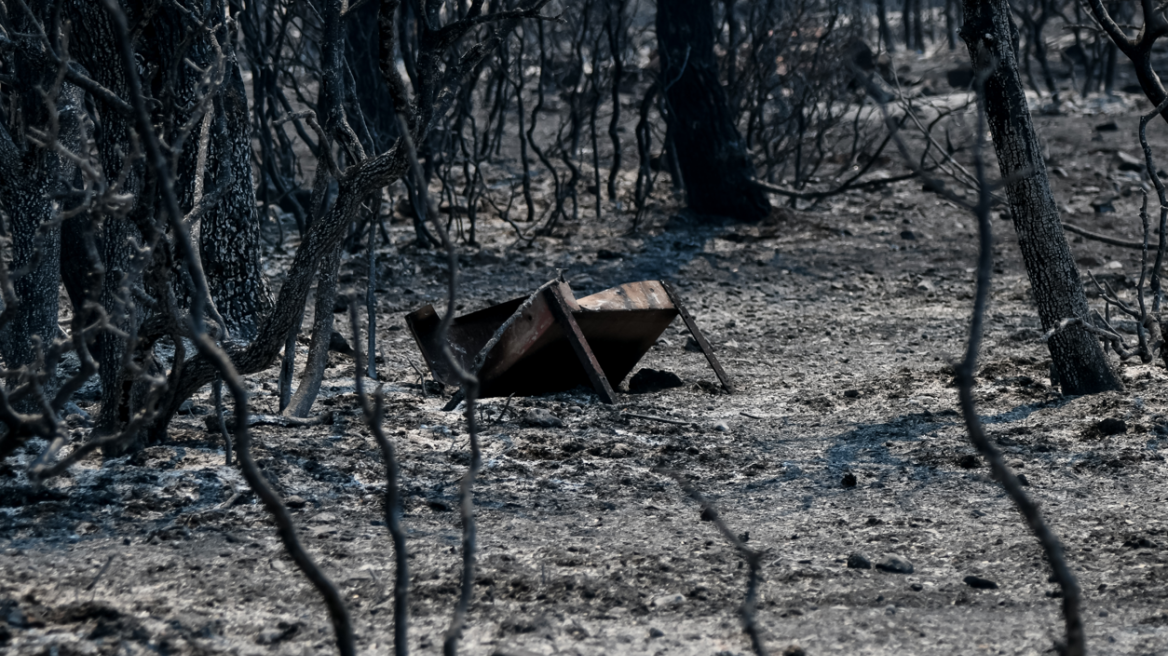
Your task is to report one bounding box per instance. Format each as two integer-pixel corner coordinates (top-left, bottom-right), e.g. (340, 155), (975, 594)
(660, 280), (734, 393)
(543, 283), (617, 403)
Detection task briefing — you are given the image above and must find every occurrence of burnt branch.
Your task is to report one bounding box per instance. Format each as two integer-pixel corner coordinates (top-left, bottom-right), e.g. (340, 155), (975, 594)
(193, 327), (356, 656)
(1086, 0), (1168, 122)
(958, 78), (1086, 656)
(349, 300), (408, 656)
(659, 469), (769, 656)
(1062, 222), (1147, 249)
(100, 0), (226, 339)
(1048, 96), (1168, 365)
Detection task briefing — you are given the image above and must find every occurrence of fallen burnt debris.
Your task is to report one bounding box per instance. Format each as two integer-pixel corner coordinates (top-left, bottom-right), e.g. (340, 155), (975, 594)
(406, 279), (732, 407)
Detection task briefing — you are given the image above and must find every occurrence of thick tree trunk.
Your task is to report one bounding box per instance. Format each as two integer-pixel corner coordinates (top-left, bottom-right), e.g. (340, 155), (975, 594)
(64, 0), (271, 451)
(0, 12), (79, 408)
(0, 34), (72, 393)
(961, 0), (1122, 396)
(155, 1), (270, 340)
(656, 0), (770, 222)
(65, 1), (150, 452)
(345, 0), (400, 153)
(200, 51), (273, 339)
(0, 166), (63, 398)
(878, 0), (896, 52)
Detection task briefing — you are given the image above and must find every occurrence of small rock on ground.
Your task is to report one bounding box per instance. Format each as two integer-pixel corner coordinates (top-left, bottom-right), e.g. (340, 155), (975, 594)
(875, 556), (914, 574)
(522, 408), (563, 428)
(1097, 418), (1127, 436)
(651, 594), (684, 609)
(328, 331), (355, 356)
(963, 575), (999, 589)
(847, 553), (872, 569)
(628, 368), (684, 394)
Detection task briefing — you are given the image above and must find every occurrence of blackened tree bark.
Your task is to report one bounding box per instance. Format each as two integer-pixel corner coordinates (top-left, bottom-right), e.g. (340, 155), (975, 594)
(902, 0), (913, 49)
(877, 0), (896, 52)
(153, 0), (270, 339)
(961, 0), (1122, 395)
(65, 0), (151, 451)
(656, 0), (770, 222)
(911, 0), (924, 51)
(199, 45), (273, 339)
(345, 0), (400, 154)
(0, 7), (73, 400)
(60, 0), (270, 452)
(945, 0), (959, 50)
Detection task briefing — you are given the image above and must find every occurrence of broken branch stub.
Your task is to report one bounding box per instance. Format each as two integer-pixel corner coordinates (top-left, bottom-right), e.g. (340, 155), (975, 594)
(406, 279), (730, 402)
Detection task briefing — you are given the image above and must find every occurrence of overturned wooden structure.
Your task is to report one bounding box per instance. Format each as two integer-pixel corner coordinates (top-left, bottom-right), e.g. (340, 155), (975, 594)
(406, 280), (732, 403)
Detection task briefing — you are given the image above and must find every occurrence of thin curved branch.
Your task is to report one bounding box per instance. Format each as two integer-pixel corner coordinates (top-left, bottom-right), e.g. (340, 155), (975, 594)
(1083, 0), (1136, 53)
(659, 469), (769, 656)
(349, 302), (408, 656)
(1062, 222), (1146, 249)
(960, 73), (1085, 656)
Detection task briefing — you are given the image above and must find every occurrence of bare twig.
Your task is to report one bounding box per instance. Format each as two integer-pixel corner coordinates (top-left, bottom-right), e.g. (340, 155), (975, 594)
(349, 300), (408, 656)
(380, 5), (485, 645)
(487, 392), (516, 427)
(84, 555), (115, 593)
(212, 376), (232, 466)
(623, 412), (693, 426)
(658, 469), (769, 656)
(98, 4), (355, 654)
(1056, 95), (1168, 364)
(959, 74), (1085, 656)
(1062, 222), (1147, 249)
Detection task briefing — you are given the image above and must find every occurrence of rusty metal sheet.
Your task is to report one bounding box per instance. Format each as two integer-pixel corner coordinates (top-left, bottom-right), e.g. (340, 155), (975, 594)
(406, 280), (729, 401)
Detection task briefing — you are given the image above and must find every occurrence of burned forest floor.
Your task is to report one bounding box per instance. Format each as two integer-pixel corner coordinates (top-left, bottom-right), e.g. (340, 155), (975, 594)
(6, 73), (1168, 656)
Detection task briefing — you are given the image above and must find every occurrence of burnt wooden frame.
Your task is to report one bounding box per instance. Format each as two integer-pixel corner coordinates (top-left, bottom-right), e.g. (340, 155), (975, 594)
(661, 280), (734, 393)
(543, 284), (618, 403)
(413, 279), (732, 407)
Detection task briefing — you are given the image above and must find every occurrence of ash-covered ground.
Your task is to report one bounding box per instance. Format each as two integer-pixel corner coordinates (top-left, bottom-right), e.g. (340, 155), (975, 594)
(4, 76), (1168, 656)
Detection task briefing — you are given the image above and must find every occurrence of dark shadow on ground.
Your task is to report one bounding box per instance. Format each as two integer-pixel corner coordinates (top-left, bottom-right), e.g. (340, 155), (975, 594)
(821, 396), (1077, 473)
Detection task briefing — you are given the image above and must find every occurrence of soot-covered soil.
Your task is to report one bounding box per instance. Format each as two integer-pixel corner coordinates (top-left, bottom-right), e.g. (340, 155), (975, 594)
(5, 85), (1168, 656)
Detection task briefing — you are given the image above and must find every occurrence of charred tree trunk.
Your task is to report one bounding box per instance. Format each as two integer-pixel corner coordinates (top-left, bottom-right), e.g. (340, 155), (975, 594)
(945, 0), (959, 50)
(63, 0), (271, 452)
(65, 0), (151, 452)
(878, 0), (896, 52)
(199, 46), (273, 340)
(656, 0), (769, 222)
(284, 244), (341, 418)
(902, 0), (913, 49)
(0, 15), (74, 401)
(911, 0), (924, 51)
(1014, 0), (1060, 106)
(345, 0), (401, 153)
(961, 0), (1122, 395)
(0, 168), (63, 392)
